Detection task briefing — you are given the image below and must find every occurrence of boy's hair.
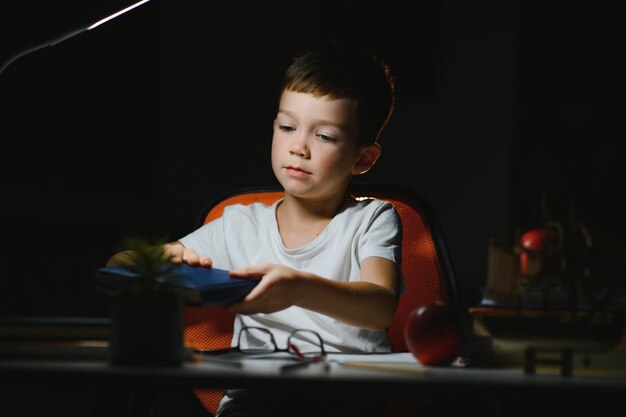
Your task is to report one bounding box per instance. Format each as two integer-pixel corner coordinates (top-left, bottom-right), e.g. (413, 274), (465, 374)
(281, 40), (396, 146)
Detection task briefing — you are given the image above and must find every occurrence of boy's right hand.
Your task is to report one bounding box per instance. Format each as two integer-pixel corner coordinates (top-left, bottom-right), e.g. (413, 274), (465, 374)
(164, 242), (213, 268)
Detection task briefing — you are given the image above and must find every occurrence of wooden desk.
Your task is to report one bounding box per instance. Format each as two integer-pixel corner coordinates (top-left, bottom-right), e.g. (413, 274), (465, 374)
(1, 352), (625, 416)
(1, 354), (625, 392)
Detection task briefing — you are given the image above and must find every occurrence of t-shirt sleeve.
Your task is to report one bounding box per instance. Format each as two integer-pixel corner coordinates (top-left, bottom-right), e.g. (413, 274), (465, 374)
(358, 202), (404, 292)
(359, 202), (402, 263)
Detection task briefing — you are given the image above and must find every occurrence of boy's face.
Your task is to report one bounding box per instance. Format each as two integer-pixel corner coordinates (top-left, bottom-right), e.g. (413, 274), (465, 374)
(271, 90), (363, 201)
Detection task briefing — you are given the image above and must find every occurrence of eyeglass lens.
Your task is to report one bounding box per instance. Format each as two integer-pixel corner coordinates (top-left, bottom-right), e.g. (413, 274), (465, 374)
(288, 329), (325, 361)
(238, 327), (278, 354)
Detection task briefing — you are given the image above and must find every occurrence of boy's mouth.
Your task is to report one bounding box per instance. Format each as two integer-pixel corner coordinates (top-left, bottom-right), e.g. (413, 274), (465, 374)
(285, 165), (312, 177)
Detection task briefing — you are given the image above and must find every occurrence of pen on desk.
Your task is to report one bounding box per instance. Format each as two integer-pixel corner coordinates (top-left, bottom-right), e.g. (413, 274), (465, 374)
(280, 361), (311, 373)
(280, 360), (330, 373)
(194, 352), (242, 368)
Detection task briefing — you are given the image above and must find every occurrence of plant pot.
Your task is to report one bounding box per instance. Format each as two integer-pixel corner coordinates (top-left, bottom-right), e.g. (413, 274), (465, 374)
(109, 291), (184, 366)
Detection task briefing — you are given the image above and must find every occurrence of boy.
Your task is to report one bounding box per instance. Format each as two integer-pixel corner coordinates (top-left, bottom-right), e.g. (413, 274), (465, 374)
(108, 39), (400, 416)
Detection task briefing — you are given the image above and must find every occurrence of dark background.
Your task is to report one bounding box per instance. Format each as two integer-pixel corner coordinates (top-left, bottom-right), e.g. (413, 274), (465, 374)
(0, 0), (624, 318)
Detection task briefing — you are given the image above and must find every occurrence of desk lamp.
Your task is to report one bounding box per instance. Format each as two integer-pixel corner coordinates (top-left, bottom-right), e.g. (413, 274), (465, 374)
(0, 0), (152, 77)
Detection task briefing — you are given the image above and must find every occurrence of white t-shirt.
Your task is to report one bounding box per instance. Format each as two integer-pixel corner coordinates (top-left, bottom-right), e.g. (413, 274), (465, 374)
(179, 196), (402, 353)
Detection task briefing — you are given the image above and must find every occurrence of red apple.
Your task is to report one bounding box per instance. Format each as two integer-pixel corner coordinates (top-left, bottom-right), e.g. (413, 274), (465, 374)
(404, 302), (464, 366)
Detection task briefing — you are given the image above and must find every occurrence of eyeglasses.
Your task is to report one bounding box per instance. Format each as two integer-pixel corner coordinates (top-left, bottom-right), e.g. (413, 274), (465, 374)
(234, 326), (327, 363)
(197, 326), (327, 364)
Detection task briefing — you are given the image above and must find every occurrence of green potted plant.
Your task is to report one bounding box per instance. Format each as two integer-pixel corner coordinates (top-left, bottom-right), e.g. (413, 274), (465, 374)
(105, 236), (185, 367)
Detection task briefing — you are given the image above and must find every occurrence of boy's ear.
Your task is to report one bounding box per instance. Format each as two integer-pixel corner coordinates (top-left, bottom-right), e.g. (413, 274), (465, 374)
(352, 143), (382, 175)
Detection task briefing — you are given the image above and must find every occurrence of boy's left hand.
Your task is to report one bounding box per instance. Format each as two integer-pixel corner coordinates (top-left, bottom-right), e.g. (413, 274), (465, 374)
(227, 263), (304, 314)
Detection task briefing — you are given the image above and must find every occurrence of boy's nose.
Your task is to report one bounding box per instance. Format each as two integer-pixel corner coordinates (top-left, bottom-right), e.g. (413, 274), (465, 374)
(289, 136), (310, 158)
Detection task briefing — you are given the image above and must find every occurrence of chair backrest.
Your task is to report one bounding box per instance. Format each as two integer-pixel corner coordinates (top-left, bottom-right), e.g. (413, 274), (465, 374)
(183, 184), (458, 415)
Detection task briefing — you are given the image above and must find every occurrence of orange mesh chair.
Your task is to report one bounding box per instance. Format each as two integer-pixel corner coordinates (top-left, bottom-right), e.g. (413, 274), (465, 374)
(183, 184), (458, 416)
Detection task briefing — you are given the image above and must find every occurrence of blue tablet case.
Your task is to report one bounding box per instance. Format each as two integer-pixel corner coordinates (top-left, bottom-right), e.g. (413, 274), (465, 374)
(95, 264), (259, 305)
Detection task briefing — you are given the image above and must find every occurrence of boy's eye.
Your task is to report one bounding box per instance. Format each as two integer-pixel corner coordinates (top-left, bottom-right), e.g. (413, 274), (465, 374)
(317, 134), (337, 143)
(279, 125), (295, 133)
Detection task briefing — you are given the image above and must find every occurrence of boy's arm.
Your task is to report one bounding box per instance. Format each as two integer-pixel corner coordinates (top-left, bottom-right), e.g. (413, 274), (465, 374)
(105, 241), (213, 268)
(228, 256), (399, 331)
(165, 242), (213, 267)
(105, 249), (136, 267)
(301, 256), (399, 330)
